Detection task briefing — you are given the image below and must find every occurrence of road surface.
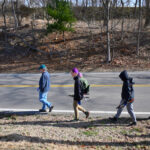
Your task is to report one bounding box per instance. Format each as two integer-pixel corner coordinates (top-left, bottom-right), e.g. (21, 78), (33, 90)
(0, 72), (150, 117)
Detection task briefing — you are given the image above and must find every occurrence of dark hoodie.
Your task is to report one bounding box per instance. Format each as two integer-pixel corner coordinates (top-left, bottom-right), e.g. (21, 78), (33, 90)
(74, 75), (83, 101)
(119, 70), (134, 101)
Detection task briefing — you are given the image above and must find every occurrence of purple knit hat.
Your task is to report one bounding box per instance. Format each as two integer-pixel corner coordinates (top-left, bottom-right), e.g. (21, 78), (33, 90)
(72, 68), (79, 74)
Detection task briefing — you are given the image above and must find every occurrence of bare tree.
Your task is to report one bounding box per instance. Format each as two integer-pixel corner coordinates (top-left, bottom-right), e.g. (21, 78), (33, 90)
(1, 0), (7, 47)
(2, 0), (7, 28)
(76, 0), (78, 6)
(11, 0), (18, 29)
(144, 0), (150, 27)
(121, 0), (124, 41)
(136, 0), (142, 55)
(106, 0), (111, 63)
(102, 0), (111, 63)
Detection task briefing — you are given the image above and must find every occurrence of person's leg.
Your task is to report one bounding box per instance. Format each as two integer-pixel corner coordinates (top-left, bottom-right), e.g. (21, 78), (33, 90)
(115, 99), (126, 119)
(39, 92), (46, 110)
(43, 92), (51, 108)
(39, 92), (51, 110)
(78, 105), (86, 113)
(78, 103), (89, 118)
(126, 102), (137, 123)
(73, 100), (79, 120)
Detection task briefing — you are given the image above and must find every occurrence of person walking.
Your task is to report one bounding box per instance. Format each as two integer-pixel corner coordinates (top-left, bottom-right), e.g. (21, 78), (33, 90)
(109, 70), (137, 126)
(38, 64), (54, 112)
(71, 68), (90, 121)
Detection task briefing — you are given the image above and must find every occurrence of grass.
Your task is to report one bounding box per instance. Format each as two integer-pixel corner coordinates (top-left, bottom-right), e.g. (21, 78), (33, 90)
(120, 130), (128, 135)
(82, 130), (98, 137)
(129, 127), (143, 133)
(0, 114), (149, 150)
(120, 127), (144, 136)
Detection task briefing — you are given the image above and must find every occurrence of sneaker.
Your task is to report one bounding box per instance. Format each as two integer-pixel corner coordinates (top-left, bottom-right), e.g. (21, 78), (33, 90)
(109, 117), (118, 122)
(49, 106), (54, 112)
(85, 111), (90, 119)
(71, 118), (79, 122)
(128, 122), (137, 126)
(39, 109), (47, 112)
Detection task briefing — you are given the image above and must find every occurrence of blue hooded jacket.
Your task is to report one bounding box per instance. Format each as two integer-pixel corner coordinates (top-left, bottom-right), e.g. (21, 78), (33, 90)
(119, 70), (134, 101)
(39, 71), (50, 93)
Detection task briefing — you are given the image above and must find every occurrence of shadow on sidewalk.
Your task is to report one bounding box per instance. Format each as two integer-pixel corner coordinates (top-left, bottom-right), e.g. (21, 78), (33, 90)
(0, 111), (46, 119)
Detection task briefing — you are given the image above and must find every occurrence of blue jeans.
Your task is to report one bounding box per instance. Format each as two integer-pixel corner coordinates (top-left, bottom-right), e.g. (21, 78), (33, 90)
(115, 99), (136, 122)
(39, 92), (51, 110)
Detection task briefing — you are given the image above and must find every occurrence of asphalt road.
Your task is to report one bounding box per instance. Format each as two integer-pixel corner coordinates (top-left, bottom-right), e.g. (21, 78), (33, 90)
(0, 72), (150, 117)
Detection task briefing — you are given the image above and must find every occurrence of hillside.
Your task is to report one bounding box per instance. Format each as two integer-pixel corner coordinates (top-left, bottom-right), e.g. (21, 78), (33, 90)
(0, 20), (150, 73)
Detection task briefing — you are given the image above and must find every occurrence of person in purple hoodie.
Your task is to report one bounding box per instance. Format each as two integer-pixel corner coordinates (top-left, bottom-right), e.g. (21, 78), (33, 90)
(71, 68), (90, 121)
(38, 64), (54, 112)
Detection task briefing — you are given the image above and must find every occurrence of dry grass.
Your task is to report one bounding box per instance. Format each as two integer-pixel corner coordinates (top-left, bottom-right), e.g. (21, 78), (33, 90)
(0, 114), (149, 150)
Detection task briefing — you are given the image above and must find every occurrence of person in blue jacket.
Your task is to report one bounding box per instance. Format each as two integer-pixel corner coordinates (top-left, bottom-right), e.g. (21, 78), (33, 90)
(38, 64), (54, 112)
(109, 70), (137, 126)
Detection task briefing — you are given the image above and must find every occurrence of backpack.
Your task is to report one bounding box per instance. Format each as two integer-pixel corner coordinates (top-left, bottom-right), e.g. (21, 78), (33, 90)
(80, 78), (90, 94)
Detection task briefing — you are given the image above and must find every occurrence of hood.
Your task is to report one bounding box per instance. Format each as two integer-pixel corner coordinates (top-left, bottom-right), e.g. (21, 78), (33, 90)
(119, 70), (129, 81)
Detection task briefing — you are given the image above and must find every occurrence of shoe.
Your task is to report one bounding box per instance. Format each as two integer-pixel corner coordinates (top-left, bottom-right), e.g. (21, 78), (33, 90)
(128, 122), (137, 126)
(49, 106), (54, 112)
(39, 109), (47, 112)
(85, 111), (90, 119)
(70, 118), (79, 122)
(109, 117), (118, 122)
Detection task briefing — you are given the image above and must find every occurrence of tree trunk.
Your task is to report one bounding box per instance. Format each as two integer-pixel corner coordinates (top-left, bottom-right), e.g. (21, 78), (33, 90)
(121, 0), (124, 41)
(85, 0), (88, 8)
(144, 0), (150, 27)
(15, 0), (21, 26)
(76, 0), (78, 6)
(136, 0), (142, 55)
(70, 0), (72, 5)
(63, 31), (65, 42)
(2, 0), (7, 44)
(2, 0), (7, 28)
(106, 0), (111, 63)
(11, 0), (18, 29)
(102, 0), (107, 26)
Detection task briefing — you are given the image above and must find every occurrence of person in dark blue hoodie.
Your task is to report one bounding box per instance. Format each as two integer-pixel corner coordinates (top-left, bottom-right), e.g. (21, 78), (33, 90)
(109, 70), (137, 126)
(38, 64), (54, 112)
